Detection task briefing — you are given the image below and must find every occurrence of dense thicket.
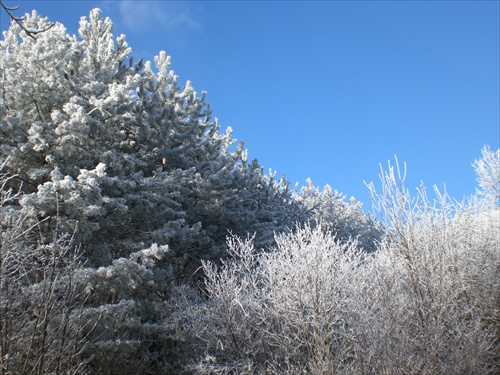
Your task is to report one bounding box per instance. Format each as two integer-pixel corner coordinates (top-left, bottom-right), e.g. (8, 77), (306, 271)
(186, 148), (499, 374)
(0, 8), (497, 374)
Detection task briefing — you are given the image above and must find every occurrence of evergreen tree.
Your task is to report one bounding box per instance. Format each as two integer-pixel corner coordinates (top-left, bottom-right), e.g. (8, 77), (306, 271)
(0, 9), (304, 274)
(295, 179), (382, 252)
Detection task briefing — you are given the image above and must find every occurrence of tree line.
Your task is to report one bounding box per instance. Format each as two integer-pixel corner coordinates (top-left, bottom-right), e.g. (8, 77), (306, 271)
(0, 8), (498, 374)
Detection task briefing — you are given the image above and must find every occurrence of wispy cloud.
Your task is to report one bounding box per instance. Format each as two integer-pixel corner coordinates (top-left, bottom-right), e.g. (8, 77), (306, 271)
(116, 0), (201, 33)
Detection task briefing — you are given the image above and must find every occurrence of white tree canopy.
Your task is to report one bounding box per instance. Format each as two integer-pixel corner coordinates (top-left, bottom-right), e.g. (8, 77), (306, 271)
(0, 9), (306, 271)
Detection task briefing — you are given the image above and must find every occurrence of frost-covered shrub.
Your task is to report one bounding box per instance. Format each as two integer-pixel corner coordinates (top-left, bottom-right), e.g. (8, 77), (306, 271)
(184, 149), (499, 374)
(186, 225), (364, 374)
(0, 166), (90, 374)
(352, 155), (499, 374)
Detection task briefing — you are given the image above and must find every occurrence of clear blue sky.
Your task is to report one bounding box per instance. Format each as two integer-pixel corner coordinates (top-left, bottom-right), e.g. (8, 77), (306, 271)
(1, 1), (498, 206)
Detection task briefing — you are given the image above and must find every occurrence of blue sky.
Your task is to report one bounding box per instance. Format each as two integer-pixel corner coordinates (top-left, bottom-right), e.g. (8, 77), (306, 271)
(1, 1), (498, 206)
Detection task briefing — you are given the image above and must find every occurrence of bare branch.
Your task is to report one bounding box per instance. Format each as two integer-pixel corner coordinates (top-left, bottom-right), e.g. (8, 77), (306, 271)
(0, 0), (53, 39)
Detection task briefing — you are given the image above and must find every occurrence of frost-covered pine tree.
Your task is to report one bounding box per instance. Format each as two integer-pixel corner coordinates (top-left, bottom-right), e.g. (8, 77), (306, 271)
(0, 9), (304, 274)
(295, 178), (382, 252)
